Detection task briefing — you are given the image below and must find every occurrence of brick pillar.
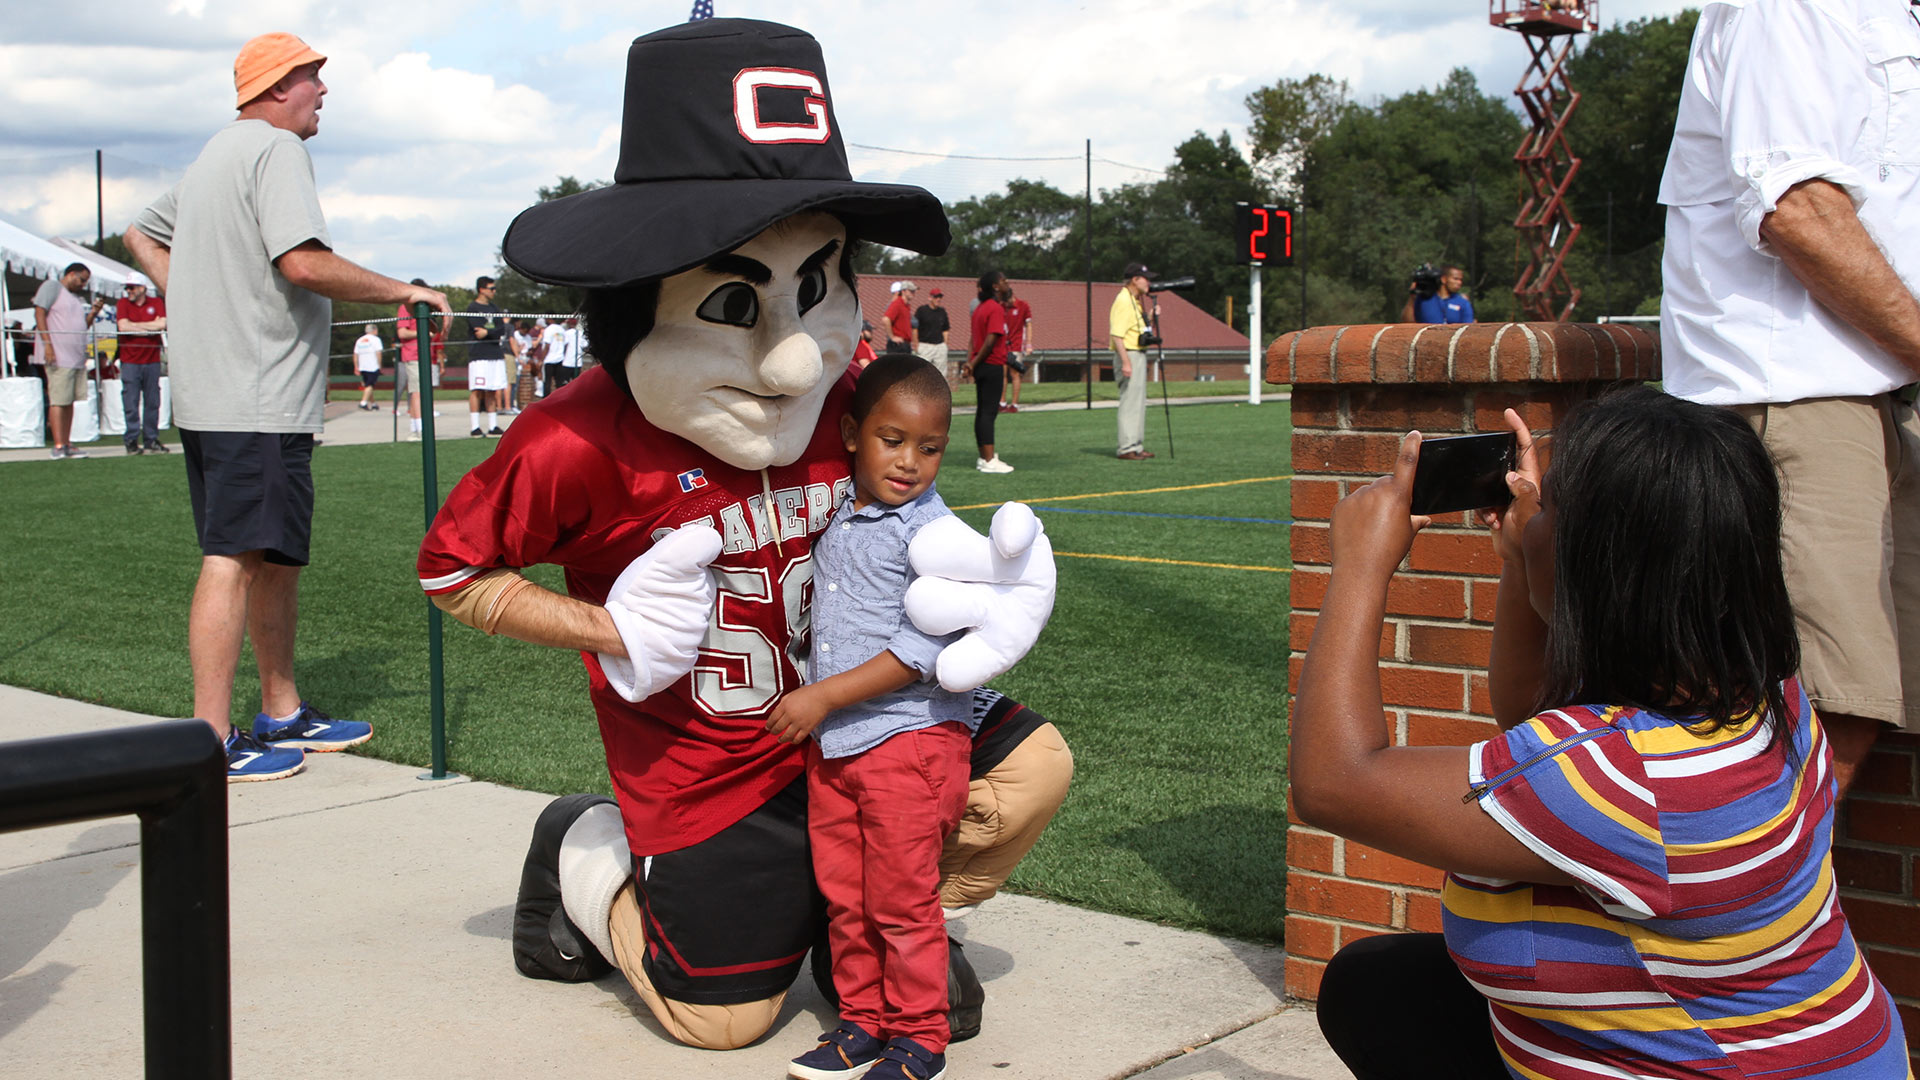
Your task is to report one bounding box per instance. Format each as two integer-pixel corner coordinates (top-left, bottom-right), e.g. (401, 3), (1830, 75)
(1272, 321), (1655, 999)
(1270, 321), (1920, 1071)
(1837, 733), (1920, 1068)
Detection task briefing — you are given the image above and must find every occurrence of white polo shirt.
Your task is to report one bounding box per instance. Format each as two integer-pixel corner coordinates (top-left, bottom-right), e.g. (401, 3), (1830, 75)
(1659, 0), (1920, 405)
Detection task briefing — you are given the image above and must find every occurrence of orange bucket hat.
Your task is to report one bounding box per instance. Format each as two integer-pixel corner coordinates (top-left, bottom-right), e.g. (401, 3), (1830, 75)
(234, 33), (327, 109)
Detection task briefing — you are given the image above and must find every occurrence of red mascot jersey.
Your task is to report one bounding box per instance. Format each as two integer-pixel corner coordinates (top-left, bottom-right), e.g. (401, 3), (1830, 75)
(418, 365), (856, 856)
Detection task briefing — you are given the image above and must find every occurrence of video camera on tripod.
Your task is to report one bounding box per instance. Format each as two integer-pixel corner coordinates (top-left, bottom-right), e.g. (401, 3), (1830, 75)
(1136, 276), (1194, 347)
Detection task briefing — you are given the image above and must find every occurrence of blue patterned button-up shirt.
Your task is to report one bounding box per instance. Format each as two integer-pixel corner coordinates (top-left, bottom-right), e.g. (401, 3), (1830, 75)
(810, 485), (974, 759)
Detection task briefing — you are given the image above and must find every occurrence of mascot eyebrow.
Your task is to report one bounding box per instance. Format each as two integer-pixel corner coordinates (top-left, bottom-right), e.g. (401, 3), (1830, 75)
(701, 237), (841, 284)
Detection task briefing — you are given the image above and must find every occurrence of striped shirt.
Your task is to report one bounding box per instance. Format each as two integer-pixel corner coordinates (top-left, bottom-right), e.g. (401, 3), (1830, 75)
(1443, 679), (1911, 1079)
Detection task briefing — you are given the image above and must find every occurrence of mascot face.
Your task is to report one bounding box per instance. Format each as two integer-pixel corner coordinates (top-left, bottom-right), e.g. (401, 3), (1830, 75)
(625, 212), (858, 472)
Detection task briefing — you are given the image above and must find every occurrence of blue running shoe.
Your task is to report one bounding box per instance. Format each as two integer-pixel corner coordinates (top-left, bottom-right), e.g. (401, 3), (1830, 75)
(789, 1022), (884, 1080)
(252, 702), (372, 752)
(866, 1037), (945, 1080)
(224, 726), (306, 783)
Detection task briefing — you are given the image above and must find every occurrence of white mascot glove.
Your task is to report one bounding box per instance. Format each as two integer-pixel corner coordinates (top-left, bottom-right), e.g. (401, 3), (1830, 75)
(597, 524), (722, 702)
(905, 502), (1056, 692)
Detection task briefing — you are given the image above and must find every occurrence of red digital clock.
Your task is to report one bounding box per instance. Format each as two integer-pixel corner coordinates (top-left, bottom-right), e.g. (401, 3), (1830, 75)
(1234, 202), (1294, 266)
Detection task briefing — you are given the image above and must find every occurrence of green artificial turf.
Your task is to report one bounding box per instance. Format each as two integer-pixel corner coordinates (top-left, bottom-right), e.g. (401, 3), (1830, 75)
(0, 397), (1294, 942)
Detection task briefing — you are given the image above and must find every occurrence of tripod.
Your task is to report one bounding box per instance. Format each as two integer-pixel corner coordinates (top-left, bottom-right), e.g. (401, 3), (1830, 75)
(1147, 299), (1174, 460)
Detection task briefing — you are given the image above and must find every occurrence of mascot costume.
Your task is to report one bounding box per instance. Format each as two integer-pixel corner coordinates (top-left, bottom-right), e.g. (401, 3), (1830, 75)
(416, 19), (1071, 1052)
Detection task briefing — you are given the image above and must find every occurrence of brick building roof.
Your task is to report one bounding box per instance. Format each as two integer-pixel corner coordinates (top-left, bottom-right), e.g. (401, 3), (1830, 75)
(857, 275), (1248, 354)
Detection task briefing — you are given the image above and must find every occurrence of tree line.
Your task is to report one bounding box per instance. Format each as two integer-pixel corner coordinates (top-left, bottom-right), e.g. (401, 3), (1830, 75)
(88, 9), (1697, 372)
(866, 8), (1696, 334)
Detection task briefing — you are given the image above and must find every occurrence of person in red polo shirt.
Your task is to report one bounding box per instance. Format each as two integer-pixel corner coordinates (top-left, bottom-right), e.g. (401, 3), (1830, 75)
(1000, 284), (1032, 413)
(115, 281), (169, 455)
(883, 279), (917, 354)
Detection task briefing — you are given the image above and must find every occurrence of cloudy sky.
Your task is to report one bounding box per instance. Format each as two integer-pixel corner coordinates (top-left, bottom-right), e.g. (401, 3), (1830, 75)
(0, 0), (1692, 289)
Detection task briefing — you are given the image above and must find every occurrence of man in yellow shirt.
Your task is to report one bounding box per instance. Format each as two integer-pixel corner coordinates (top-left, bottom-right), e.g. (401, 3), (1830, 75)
(1108, 262), (1155, 460)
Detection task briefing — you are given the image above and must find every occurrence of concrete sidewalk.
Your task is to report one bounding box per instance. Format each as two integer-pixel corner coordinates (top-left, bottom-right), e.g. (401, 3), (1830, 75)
(0, 685), (1350, 1080)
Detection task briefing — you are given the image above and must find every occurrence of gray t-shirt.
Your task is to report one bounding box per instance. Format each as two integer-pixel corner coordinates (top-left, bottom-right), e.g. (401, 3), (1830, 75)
(132, 119), (331, 433)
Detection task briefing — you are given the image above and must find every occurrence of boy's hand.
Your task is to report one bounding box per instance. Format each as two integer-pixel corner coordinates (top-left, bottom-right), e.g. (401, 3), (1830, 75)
(766, 686), (829, 745)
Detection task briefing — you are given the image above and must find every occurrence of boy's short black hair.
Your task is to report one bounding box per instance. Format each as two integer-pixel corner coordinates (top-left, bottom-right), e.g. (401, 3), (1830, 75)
(1541, 385), (1799, 749)
(848, 354), (951, 424)
(580, 232), (864, 401)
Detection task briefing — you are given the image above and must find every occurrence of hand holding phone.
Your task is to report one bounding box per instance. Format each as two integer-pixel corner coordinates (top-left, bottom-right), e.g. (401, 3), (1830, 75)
(1409, 432), (1517, 516)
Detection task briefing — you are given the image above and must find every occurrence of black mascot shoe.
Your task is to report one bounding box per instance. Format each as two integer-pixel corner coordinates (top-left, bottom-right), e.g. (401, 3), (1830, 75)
(948, 935), (985, 1042)
(512, 793), (618, 982)
(809, 921), (839, 1008)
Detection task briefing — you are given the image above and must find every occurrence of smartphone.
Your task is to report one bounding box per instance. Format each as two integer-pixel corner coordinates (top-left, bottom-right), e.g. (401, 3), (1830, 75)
(1409, 432), (1516, 516)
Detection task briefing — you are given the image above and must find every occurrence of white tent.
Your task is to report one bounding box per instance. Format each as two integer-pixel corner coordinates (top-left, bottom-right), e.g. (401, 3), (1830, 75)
(0, 217), (82, 285)
(1, 217), (139, 371)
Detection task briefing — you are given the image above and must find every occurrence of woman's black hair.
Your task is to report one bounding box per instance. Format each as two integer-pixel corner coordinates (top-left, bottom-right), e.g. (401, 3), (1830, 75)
(848, 354), (951, 423)
(976, 270), (1004, 303)
(580, 233), (865, 400)
(1540, 385), (1800, 750)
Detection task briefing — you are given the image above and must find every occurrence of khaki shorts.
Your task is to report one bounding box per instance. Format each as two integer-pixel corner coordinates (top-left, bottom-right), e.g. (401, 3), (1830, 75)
(1739, 395), (1920, 731)
(46, 366), (85, 407)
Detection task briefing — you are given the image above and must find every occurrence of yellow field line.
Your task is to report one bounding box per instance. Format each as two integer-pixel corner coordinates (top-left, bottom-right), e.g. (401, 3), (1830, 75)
(1056, 551), (1291, 573)
(951, 474), (1291, 512)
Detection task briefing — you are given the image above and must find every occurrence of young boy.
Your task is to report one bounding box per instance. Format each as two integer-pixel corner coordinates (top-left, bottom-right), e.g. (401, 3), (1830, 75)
(767, 355), (976, 1080)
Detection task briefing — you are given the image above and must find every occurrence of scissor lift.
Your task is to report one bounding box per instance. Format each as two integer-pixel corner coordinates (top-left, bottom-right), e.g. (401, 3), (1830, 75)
(1491, 1), (1598, 322)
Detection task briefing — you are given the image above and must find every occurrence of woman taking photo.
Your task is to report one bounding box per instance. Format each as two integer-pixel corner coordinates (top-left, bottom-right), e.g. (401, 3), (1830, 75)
(1294, 387), (1910, 1079)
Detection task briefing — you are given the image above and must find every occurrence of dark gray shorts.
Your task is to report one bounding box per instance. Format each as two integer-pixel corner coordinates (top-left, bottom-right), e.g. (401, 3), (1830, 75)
(180, 430), (315, 566)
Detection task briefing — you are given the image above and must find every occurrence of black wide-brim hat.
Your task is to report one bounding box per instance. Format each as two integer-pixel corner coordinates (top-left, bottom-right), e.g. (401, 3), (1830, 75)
(503, 19), (950, 288)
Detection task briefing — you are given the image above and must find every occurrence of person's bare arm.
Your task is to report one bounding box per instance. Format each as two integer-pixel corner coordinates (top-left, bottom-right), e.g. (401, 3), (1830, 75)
(1762, 179), (1920, 375)
(274, 241), (452, 316)
(1110, 334), (1130, 378)
(1476, 410), (1550, 730)
(1292, 431), (1574, 884)
(433, 574), (625, 654)
(124, 227), (170, 293)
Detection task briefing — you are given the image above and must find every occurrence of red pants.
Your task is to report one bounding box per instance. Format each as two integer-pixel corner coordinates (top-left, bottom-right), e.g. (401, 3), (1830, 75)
(808, 722), (970, 1051)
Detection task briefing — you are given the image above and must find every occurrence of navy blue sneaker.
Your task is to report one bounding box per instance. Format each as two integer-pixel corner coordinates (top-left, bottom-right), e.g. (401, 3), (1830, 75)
(252, 702), (372, 752)
(789, 1022), (884, 1080)
(223, 726), (305, 783)
(867, 1037), (945, 1080)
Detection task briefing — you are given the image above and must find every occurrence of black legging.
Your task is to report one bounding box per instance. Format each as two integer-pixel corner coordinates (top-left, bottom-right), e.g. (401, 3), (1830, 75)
(973, 363), (1004, 453)
(1316, 934), (1509, 1079)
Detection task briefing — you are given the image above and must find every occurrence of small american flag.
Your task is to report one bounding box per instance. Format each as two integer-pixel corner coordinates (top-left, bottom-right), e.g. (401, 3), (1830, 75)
(688, 0), (713, 19)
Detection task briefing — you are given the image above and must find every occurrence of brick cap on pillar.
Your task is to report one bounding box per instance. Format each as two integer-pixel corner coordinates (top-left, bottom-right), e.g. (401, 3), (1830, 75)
(1267, 322), (1660, 388)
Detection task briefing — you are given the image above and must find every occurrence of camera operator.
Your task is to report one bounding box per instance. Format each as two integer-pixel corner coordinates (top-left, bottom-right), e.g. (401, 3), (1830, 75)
(1109, 261), (1156, 460)
(1399, 262), (1476, 325)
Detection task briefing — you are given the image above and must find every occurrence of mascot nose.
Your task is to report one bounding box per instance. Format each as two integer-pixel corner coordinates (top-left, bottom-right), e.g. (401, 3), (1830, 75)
(755, 301), (824, 397)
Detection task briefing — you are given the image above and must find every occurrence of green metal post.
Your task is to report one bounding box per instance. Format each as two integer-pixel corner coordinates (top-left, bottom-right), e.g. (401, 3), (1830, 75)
(414, 301), (452, 781)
